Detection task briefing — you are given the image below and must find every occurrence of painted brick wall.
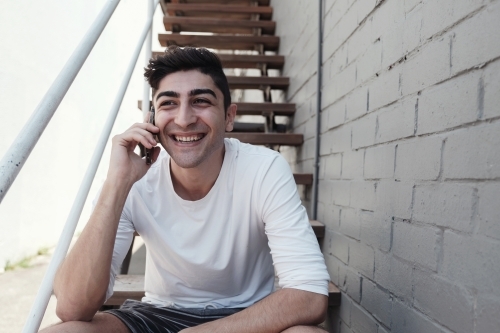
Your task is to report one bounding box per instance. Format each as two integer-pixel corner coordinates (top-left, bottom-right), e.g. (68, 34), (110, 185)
(272, 0), (500, 332)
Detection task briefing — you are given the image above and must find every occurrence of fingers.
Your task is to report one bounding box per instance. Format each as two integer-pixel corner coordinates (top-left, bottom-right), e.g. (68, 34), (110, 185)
(113, 123), (159, 150)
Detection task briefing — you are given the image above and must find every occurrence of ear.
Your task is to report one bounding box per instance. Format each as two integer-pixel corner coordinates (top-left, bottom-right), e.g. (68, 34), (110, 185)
(225, 103), (237, 132)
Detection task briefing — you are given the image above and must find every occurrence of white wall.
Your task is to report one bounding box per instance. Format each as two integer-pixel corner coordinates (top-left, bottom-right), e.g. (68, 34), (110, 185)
(272, 0), (500, 332)
(0, 0), (165, 270)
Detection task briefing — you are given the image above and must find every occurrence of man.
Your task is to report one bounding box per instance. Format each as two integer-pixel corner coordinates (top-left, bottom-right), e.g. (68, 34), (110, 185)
(43, 46), (330, 333)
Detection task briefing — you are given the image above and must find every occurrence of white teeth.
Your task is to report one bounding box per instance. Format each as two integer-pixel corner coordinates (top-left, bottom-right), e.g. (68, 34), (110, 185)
(174, 135), (203, 142)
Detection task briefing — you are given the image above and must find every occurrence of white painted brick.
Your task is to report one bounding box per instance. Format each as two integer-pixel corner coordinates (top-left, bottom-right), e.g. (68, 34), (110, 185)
(323, 0), (354, 52)
(404, 0), (422, 14)
(443, 122), (500, 179)
(477, 183), (500, 240)
(442, 231), (500, 294)
(402, 35), (451, 95)
(318, 180), (334, 205)
(352, 113), (376, 149)
(420, 0), (485, 41)
(377, 326), (389, 333)
(361, 278), (392, 327)
(360, 211), (391, 252)
(321, 125), (352, 155)
(395, 136), (442, 181)
(413, 183), (476, 232)
(369, 66), (403, 112)
(340, 208), (361, 240)
(325, 43), (349, 79)
(321, 153), (342, 180)
(375, 252), (413, 300)
(402, 3), (423, 54)
(345, 86), (369, 121)
(483, 59), (500, 120)
(413, 270), (474, 333)
(322, 98), (346, 132)
(347, 21), (377, 65)
(349, 239), (375, 278)
(322, 62), (357, 108)
(332, 180), (351, 206)
(417, 70), (481, 135)
(376, 180), (414, 219)
(375, 96), (415, 144)
(476, 294), (500, 333)
(364, 144), (396, 179)
(298, 137), (315, 162)
(350, 181), (377, 211)
(339, 266), (362, 303)
(339, 293), (353, 327)
(324, 252), (342, 285)
(370, 0), (405, 41)
(356, 40), (383, 85)
(321, 203), (341, 231)
(392, 299), (446, 333)
(380, 18), (404, 69)
(351, 302), (378, 333)
(342, 149), (364, 179)
(451, 2), (500, 75)
(295, 117), (316, 141)
(393, 222), (440, 271)
(325, 230), (350, 264)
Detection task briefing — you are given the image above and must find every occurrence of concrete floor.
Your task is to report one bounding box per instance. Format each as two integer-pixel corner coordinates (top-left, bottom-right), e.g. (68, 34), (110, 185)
(0, 238), (146, 332)
(0, 254), (60, 332)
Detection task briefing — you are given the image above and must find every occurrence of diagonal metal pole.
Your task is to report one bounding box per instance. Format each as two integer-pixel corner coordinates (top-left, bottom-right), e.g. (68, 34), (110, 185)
(0, 0), (121, 204)
(21, 1), (159, 332)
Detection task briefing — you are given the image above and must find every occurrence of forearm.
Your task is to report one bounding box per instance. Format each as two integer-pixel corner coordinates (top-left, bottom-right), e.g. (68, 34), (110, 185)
(188, 289), (327, 333)
(53, 178), (133, 321)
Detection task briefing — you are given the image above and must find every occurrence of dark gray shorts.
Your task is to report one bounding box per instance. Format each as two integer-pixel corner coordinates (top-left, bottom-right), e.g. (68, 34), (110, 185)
(105, 299), (244, 333)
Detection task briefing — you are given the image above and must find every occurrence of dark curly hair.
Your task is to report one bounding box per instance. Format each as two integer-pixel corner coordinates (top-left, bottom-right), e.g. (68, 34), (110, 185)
(144, 46), (231, 111)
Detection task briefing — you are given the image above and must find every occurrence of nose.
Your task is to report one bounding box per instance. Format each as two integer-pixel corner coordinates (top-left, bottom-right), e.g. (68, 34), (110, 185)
(174, 102), (197, 128)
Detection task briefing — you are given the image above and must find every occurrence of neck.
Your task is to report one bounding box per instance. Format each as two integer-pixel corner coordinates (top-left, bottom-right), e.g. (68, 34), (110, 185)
(170, 146), (225, 201)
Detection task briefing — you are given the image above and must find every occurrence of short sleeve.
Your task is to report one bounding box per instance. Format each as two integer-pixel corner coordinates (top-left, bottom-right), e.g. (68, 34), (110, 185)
(258, 155), (330, 296)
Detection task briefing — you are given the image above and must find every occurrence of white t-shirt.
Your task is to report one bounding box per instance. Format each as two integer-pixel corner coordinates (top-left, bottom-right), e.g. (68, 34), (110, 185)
(102, 138), (329, 309)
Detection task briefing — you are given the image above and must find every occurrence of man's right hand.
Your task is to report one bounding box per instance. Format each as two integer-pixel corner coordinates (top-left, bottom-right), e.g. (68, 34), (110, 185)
(107, 123), (161, 185)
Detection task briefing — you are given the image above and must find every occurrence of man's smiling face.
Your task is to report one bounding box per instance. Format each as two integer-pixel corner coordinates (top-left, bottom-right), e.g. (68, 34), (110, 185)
(153, 69), (236, 169)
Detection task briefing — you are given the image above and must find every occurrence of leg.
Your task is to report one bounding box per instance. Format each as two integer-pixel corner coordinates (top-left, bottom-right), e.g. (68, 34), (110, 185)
(39, 312), (130, 333)
(281, 326), (328, 333)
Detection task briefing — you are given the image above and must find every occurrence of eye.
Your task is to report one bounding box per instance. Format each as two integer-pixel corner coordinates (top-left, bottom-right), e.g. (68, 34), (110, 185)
(158, 100), (176, 108)
(193, 98), (211, 105)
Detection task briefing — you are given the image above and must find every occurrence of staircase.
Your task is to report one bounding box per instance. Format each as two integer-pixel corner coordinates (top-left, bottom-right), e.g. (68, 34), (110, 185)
(108, 0), (340, 309)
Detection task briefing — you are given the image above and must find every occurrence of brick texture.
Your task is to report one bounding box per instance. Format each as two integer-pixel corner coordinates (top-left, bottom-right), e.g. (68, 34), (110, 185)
(272, 0), (500, 331)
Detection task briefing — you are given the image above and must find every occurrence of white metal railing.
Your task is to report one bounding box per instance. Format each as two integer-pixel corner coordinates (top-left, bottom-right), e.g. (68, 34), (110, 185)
(0, 0), (120, 204)
(15, 0), (159, 332)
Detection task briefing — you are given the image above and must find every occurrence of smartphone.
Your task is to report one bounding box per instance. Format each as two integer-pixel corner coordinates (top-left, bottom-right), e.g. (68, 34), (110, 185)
(145, 107), (155, 165)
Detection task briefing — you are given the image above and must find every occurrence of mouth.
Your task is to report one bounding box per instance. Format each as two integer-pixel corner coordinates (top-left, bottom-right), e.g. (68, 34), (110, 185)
(170, 133), (206, 143)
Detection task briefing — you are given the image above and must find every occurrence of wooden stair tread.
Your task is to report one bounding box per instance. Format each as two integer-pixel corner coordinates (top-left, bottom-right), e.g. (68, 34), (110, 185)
(166, 4), (273, 20)
(235, 102), (295, 116)
(137, 101), (295, 116)
(293, 173), (313, 185)
(233, 122), (265, 132)
(219, 54), (284, 69)
(225, 132), (303, 146)
(164, 16), (275, 35)
(167, 0), (270, 5)
(159, 34), (279, 51)
(106, 274), (340, 306)
(227, 76), (289, 90)
(151, 53), (285, 70)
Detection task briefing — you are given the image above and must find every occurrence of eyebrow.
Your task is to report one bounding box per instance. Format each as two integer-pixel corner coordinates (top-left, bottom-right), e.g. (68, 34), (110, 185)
(189, 88), (217, 99)
(156, 91), (179, 101)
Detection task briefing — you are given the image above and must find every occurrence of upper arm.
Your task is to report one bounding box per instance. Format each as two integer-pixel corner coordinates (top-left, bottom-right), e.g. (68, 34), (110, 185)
(258, 156), (330, 296)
